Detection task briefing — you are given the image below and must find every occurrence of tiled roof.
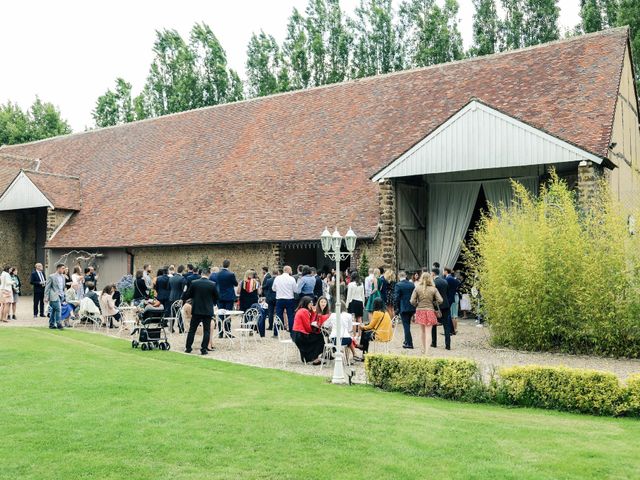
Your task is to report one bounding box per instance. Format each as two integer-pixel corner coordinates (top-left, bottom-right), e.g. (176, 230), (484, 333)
(23, 170), (81, 211)
(0, 28), (629, 249)
(0, 154), (38, 196)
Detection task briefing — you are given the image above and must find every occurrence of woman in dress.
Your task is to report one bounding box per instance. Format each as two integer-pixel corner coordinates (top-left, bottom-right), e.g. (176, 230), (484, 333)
(410, 273), (443, 355)
(238, 270), (259, 312)
(315, 296), (331, 327)
(346, 272), (365, 325)
(8, 267), (21, 320)
(71, 266), (84, 301)
(291, 296), (324, 365)
(0, 265), (15, 322)
(365, 268), (382, 312)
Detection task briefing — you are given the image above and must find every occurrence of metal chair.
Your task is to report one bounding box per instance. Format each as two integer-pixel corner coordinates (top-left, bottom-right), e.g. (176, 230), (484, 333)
(165, 300), (183, 333)
(274, 315), (294, 367)
(371, 314), (398, 354)
(233, 308), (260, 351)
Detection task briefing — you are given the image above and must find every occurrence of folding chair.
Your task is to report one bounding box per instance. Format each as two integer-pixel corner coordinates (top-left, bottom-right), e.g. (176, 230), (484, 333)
(274, 315), (294, 367)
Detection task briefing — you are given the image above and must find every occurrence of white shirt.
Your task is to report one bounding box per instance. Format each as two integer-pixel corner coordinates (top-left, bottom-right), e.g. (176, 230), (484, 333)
(346, 282), (365, 305)
(324, 312), (353, 339)
(364, 274), (374, 297)
(0, 271), (14, 291)
(272, 273), (297, 300)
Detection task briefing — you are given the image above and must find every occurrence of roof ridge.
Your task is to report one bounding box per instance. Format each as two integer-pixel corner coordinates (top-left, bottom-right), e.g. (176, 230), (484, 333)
(0, 151), (39, 162)
(23, 169), (80, 180)
(1, 27), (629, 150)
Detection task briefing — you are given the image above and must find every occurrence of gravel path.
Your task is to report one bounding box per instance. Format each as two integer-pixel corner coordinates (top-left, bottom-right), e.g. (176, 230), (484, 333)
(5, 297), (640, 382)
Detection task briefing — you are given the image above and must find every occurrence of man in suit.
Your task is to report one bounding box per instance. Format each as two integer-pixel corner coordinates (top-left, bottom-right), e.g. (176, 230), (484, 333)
(431, 268), (451, 349)
(44, 263), (66, 329)
(30, 263), (47, 319)
(216, 259), (238, 338)
(394, 270), (416, 349)
(311, 267), (323, 301)
(183, 269), (219, 355)
(444, 267), (461, 335)
(262, 269), (277, 332)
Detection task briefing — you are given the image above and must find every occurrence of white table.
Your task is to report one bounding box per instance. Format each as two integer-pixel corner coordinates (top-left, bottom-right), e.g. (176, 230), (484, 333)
(215, 309), (245, 340)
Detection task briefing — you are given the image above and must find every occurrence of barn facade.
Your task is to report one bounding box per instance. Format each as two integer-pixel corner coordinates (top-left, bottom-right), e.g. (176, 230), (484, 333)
(0, 28), (638, 292)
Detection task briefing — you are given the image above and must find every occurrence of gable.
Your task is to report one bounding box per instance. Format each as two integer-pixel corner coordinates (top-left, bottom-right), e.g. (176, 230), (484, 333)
(372, 101), (604, 181)
(0, 171), (53, 211)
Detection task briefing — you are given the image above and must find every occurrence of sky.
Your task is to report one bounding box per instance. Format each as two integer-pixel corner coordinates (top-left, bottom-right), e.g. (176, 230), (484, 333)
(0, 0), (581, 131)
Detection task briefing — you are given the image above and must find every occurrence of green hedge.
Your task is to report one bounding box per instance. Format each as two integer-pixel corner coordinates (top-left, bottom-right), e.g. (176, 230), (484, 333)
(365, 355), (486, 402)
(365, 354), (640, 418)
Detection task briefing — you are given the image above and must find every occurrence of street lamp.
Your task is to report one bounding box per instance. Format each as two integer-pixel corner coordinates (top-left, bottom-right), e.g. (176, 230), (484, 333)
(320, 226), (357, 384)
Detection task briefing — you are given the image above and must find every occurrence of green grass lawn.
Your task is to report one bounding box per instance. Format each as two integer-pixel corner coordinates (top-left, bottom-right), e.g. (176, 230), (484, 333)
(1, 329), (639, 480)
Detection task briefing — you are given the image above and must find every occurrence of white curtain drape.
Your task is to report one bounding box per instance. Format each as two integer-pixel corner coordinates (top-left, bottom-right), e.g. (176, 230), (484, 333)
(428, 182), (481, 270)
(482, 177), (539, 209)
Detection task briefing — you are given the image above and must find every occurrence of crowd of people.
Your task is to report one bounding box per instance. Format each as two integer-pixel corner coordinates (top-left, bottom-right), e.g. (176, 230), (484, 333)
(3, 257), (470, 362)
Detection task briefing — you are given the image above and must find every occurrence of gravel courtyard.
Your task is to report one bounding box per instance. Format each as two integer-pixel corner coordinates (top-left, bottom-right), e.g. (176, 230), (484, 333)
(6, 296), (640, 382)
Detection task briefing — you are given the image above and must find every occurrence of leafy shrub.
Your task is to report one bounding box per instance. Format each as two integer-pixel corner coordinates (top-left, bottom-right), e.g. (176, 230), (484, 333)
(495, 366), (624, 416)
(365, 355), (640, 418)
(623, 374), (640, 417)
(358, 249), (370, 280)
(365, 354), (485, 402)
(466, 171), (640, 357)
(196, 256), (212, 272)
(116, 274), (134, 304)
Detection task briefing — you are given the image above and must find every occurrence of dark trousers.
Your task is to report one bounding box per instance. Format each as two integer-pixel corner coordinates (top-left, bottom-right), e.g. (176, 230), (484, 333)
(275, 298), (296, 336)
(360, 330), (375, 354)
(266, 300), (276, 331)
(217, 300), (234, 337)
(33, 290), (45, 316)
(186, 314), (211, 353)
(431, 308), (452, 349)
(400, 311), (414, 347)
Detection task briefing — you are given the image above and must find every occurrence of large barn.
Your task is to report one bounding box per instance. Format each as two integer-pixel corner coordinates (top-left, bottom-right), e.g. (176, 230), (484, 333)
(1, 27), (638, 292)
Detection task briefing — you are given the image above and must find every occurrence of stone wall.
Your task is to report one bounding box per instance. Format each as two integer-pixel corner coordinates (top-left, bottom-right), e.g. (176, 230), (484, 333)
(577, 161), (604, 209)
(131, 243), (280, 276)
(377, 180), (397, 271)
(0, 210), (37, 294)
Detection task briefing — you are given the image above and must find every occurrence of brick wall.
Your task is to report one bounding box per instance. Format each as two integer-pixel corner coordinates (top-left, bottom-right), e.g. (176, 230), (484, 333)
(0, 210), (37, 294)
(131, 243), (280, 276)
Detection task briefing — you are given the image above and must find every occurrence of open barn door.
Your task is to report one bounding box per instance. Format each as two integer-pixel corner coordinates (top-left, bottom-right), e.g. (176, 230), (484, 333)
(396, 183), (426, 272)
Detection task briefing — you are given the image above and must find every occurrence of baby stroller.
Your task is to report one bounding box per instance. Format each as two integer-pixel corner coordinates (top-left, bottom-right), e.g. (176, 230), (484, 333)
(131, 306), (171, 351)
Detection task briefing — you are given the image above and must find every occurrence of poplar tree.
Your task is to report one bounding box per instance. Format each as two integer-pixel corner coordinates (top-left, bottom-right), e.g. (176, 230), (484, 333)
(501, 0), (560, 49)
(246, 31), (290, 97)
(470, 0), (501, 56)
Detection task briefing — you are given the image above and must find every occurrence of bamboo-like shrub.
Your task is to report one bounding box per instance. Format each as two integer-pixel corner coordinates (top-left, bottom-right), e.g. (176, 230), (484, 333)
(466, 171), (640, 357)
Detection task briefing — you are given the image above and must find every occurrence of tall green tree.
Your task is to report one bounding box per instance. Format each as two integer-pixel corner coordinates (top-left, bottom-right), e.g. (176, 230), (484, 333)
(618, 0), (640, 91)
(399, 0), (464, 67)
(580, 0), (618, 33)
(92, 78), (135, 127)
(501, 0), (559, 49)
(283, 8), (312, 90)
(190, 22), (232, 106)
(324, 0), (352, 84)
(470, 0), (501, 56)
(145, 29), (199, 116)
(246, 31), (290, 97)
(350, 0), (401, 78)
(0, 98), (71, 145)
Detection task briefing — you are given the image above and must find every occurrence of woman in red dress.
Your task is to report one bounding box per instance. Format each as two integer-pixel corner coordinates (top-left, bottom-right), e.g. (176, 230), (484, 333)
(292, 296), (325, 365)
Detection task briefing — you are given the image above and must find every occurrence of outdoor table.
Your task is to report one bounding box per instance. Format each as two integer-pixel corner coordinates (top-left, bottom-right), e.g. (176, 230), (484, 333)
(215, 309), (245, 340)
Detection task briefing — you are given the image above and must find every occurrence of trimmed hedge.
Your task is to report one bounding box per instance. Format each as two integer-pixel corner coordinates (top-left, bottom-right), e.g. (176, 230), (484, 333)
(364, 354), (640, 418)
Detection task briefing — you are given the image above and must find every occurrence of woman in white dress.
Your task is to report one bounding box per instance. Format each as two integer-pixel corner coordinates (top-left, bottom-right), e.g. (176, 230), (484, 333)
(0, 265), (15, 322)
(71, 266), (85, 301)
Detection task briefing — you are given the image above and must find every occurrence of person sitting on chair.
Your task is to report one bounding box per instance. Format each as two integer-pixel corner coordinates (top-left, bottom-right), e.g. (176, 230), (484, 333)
(99, 285), (121, 328)
(291, 296), (324, 365)
(357, 298), (391, 357)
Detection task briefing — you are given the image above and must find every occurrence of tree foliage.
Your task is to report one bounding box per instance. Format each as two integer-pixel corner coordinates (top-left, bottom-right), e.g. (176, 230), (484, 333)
(617, 0), (640, 92)
(470, 0), (501, 56)
(246, 31), (290, 97)
(399, 0), (464, 67)
(501, 0), (560, 49)
(0, 98), (71, 145)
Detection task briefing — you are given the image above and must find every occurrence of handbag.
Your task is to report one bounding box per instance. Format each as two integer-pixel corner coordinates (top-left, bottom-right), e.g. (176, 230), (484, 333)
(433, 300), (442, 319)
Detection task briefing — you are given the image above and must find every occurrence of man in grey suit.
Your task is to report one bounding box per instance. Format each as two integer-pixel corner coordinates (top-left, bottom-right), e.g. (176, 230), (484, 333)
(44, 263), (66, 330)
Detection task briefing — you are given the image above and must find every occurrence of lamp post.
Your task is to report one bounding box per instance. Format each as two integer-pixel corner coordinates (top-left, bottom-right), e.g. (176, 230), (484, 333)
(320, 226), (357, 384)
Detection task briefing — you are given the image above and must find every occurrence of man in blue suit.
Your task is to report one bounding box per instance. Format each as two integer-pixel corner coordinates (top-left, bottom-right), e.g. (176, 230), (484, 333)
(444, 267), (461, 335)
(216, 259), (238, 338)
(394, 270), (416, 349)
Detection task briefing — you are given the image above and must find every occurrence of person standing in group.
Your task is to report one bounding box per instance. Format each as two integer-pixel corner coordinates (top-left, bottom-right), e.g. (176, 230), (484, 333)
(365, 268), (382, 312)
(8, 267), (21, 320)
(311, 267), (323, 301)
(394, 271), (416, 349)
(85, 266), (98, 291)
(44, 263), (66, 329)
(364, 268), (374, 302)
(169, 265), (187, 306)
(142, 264), (153, 291)
(381, 270), (396, 319)
(272, 265), (297, 335)
(262, 269), (277, 332)
(216, 259), (238, 338)
(296, 266), (316, 299)
(71, 266), (85, 301)
(431, 268), (451, 350)
(184, 268), (219, 355)
(346, 272), (365, 325)
(132, 270), (148, 305)
(154, 267), (171, 318)
(444, 267), (461, 335)
(0, 265), (15, 322)
(30, 263), (47, 319)
(238, 270), (259, 312)
(410, 273), (443, 355)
